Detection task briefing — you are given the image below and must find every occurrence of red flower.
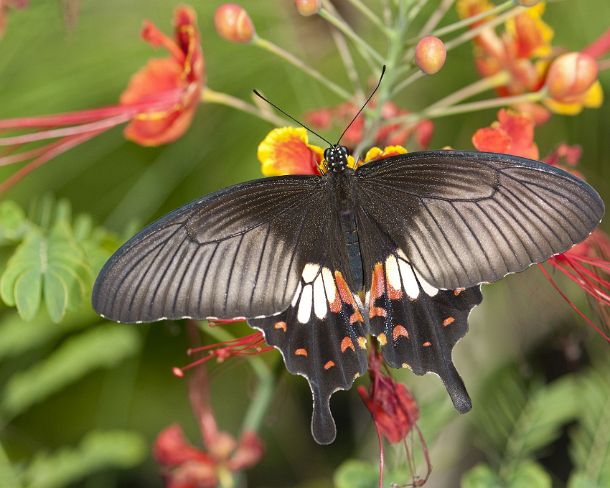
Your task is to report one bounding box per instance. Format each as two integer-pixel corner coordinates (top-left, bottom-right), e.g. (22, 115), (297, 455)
(305, 100), (434, 151)
(121, 6), (204, 146)
(159, 344), (264, 488)
(472, 109), (538, 159)
(357, 350), (430, 487)
(0, 6), (203, 194)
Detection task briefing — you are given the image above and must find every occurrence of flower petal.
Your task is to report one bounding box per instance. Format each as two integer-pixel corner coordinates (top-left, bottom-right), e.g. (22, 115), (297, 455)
(257, 127), (323, 176)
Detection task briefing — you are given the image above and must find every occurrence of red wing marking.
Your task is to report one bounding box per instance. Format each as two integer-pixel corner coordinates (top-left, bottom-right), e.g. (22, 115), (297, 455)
(274, 321), (287, 331)
(324, 360), (335, 370)
(295, 348), (308, 357)
(392, 324), (409, 341)
(443, 316), (455, 327)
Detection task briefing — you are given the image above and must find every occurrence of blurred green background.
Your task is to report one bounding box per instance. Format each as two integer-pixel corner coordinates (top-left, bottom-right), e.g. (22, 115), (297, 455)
(1, 1), (609, 487)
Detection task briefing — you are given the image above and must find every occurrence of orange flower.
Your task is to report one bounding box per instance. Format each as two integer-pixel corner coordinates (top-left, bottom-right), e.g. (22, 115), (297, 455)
(257, 127), (324, 176)
(472, 109), (538, 159)
(121, 6), (204, 146)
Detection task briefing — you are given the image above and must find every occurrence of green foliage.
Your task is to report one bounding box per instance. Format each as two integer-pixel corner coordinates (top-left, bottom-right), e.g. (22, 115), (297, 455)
(567, 359), (610, 488)
(1, 325), (140, 418)
(0, 199), (118, 323)
(474, 365), (577, 467)
(22, 430), (146, 488)
(334, 459), (411, 488)
(462, 461), (551, 488)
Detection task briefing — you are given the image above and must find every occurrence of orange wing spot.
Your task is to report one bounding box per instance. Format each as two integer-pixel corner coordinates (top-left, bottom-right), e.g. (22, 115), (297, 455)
(370, 306), (387, 319)
(370, 262), (385, 299)
(377, 333), (388, 346)
(423, 341), (432, 347)
(334, 271), (353, 304)
(453, 288), (465, 296)
(357, 336), (367, 349)
(350, 309), (364, 325)
(340, 336), (356, 353)
(443, 316), (455, 327)
(324, 360), (335, 370)
(274, 321), (287, 332)
(386, 282), (403, 300)
(392, 325), (409, 341)
(329, 292), (342, 313)
(295, 348), (308, 357)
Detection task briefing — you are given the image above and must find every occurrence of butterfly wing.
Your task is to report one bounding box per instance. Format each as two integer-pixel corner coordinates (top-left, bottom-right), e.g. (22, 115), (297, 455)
(249, 219), (368, 445)
(92, 175), (331, 323)
(357, 207), (482, 412)
(355, 150), (605, 290)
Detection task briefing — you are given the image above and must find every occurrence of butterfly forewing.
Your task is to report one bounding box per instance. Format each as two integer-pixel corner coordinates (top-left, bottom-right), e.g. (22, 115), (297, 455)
(92, 175), (330, 323)
(355, 150), (605, 290)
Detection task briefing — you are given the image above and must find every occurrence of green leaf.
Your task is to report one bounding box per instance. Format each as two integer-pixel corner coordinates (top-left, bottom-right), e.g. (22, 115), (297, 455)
(462, 464), (501, 488)
(473, 364), (577, 465)
(0, 201), (27, 244)
(334, 459), (413, 488)
(0, 309), (94, 362)
(461, 462), (551, 488)
(0, 222), (90, 323)
(567, 361), (610, 488)
(508, 461), (551, 488)
(0, 441), (22, 488)
(1, 325), (140, 418)
(23, 430), (146, 488)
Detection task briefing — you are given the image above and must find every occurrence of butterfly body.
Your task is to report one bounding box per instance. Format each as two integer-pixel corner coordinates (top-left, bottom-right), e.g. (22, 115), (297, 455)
(92, 149), (604, 445)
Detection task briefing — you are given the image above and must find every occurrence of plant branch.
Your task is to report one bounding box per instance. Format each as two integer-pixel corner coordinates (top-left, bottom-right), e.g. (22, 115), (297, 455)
(201, 88), (287, 126)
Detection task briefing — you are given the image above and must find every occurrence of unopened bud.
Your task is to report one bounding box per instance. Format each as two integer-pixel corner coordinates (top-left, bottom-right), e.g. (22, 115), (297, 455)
(546, 52), (598, 100)
(214, 3), (255, 43)
(295, 0), (321, 16)
(415, 36), (447, 75)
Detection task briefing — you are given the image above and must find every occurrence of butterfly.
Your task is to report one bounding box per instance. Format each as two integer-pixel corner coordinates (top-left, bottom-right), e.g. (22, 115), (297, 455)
(92, 141), (604, 444)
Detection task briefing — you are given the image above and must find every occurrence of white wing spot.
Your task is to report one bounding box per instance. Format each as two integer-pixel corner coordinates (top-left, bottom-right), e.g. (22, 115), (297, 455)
(297, 284), (313, 323)
(385, 255), (401, 291)
(313, 275), (327, 319)
(398, 258), (419, 299)
(302, 263), (320, 283)
(321, 267), (335, 303)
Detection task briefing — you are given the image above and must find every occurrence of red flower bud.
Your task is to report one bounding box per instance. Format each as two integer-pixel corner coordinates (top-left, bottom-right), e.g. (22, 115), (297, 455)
(546, 52), (598, 101)
(214, 3), (255, 43)
(415, 36), (447, 75)
(295, 0), (321, 16)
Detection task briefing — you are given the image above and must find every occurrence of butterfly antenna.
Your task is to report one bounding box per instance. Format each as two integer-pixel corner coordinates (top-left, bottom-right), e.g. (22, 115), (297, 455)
(336, 65), (386, 146)
(252, 89), (334, 146)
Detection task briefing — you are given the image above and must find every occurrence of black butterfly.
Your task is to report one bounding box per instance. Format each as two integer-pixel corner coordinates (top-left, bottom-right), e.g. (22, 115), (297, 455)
(92, 145), (604, 444)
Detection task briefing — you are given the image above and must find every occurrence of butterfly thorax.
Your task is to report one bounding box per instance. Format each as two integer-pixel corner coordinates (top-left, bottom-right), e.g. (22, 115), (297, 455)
(323, 145), (349, 173)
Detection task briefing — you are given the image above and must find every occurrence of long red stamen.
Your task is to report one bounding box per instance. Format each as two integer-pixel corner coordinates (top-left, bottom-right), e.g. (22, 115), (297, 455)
(538, 264), (610, 342)
(172, 332), (272, 377)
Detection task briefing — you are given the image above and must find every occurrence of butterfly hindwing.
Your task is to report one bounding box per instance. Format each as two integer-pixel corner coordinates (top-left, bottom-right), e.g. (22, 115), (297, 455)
(249, 263), (368, 445)
(356, 150), (604, 290)
(92, 176), (330, 323)
(367, 249), (482, 412)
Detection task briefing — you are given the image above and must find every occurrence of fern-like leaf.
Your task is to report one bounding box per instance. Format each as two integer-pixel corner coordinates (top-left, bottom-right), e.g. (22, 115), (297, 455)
(0, 326), (140, 418)
(568, 360), (610, 487)
(22, 430), (146, 488)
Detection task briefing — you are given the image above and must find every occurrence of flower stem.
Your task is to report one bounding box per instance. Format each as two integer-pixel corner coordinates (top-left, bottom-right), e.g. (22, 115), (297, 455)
(346, 0), (391, 37)
(201, 325), (276, 434)
(253, 36), (352, 100)
(331, 28), (365, 103)
(417, 0), (455, 37)
(426, 71), (511, 110)
(408, 0), (514, 44)
(388, 90), (546, 126)
(444, 5), (526, 52)
(201, 88), (287, 126)
(319, 4), (385, 66)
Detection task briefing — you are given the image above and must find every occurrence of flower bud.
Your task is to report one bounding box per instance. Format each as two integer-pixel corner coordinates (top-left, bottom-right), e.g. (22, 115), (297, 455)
(546, 52), (598, 100)
(214, 4), (255, 43)
(415, 36), (447, 75)
(515, 0), (541, 6)
(295, 0), (321, 16)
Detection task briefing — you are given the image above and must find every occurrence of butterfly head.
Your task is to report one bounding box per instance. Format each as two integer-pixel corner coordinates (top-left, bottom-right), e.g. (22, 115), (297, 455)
(324, 145), (349, 173)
